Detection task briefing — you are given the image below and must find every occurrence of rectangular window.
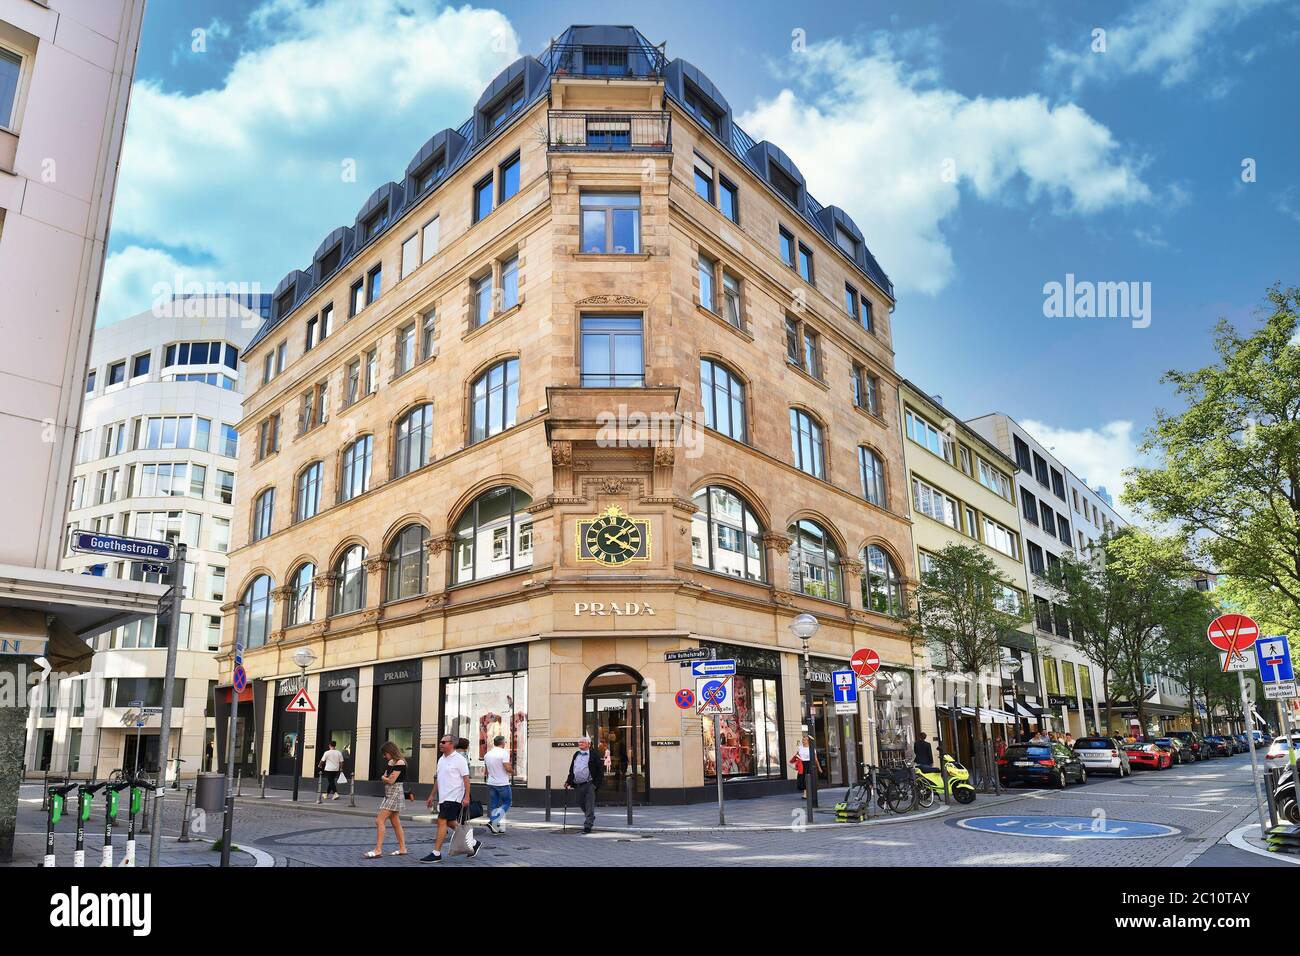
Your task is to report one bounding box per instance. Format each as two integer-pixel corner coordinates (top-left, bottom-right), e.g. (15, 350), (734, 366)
(785, 317), (801, 365)
(912, 477), (959, 529)
(499, 154), (520, 203)
(836, 224), (858, 258)
(581, 315), (644, 387)
(859, 297), (874, 333)
(396, 323), (416, 376)
(797, 244), (814, 283)
(845, 284), (858, 318)
(693, 154), (715, 204)
(904, 409), (952, 462)
(983, 517), (1018, 558)
(801, 328), (820, 379)
(719, 177), (739, 223)
(473, 175), (493, 223)
(108, 361), (126, 386)
(216, 470), (234, 505)
(220, 424), (238, 458)
(345, 359), (360, 405)
(367, 264), (382, 305)
(769, 164), (800, 207)
(1050, 467), (1067, 500)
(1033, 452), (1050, 486)
(420, 310), (436, 360)
(1022, 489), (1038, 524)
(1057, 513), (1071, 544)
(855, 366), (880, 415)
(422, 217), (440, 262)
(305, 315), (318, 351)
(319, 245), (342, 278)
(350, 279), (364, 317)
(779, 227), (795, 267)
(473, 272), (493, 328)
(131, 353), (150, 378)
(977, 459), (1012, 500)
(400, 234), (419, 279)
(1013, 436), (1032, 472)
(1027, 542), (1045, 575)
(500, 255), (519, 311)
(365, 349), (378, 395)
(1040, 501), (1054, 531)
(698, 253), (716, 311)
(721, 271), (742, 329)
(579, 192), (640, 254)
(319, 303), (332, 340)
(85, 370), (96, 393)
(0, 48), (21, 130)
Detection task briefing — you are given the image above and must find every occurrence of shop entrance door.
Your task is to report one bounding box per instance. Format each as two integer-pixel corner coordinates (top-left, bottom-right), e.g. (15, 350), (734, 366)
(811, 701), (857, 786)
(583, 667), (648, 803)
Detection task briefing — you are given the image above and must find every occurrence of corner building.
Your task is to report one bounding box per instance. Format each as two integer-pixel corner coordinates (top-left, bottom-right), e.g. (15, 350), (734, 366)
(225, 26), (917, 802)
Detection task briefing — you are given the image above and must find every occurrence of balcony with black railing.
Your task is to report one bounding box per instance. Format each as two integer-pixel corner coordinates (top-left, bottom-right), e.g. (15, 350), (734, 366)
(547, 110), (671, 152)
(542, 42), (668, 79)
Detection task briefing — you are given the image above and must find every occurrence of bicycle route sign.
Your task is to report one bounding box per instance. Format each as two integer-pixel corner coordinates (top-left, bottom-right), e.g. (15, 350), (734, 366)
(955, 815), (1179, 840)
(696, 676), (734, 715)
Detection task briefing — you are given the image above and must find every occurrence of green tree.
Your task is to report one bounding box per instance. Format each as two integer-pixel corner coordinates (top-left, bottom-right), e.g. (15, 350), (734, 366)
(910, 543), (1032, 789)
(1125, 285), (1300, 645)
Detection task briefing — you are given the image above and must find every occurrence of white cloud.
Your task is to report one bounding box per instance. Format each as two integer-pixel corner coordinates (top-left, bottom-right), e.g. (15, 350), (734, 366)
(97, 246), (228, 327)
(103, 0), (519, 323)
(1019, 418), (1142, 520)
(1045, 0), (1285, 93)
(739, 37), (1150, 296)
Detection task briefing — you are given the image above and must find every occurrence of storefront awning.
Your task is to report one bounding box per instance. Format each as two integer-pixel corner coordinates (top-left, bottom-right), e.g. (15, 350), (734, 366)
(939, 704), (1016, 724)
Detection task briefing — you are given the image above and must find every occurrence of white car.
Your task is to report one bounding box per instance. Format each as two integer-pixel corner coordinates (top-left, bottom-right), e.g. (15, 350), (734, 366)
(1071, 736), (1133, 776)
(1263, 734), (1300, 769)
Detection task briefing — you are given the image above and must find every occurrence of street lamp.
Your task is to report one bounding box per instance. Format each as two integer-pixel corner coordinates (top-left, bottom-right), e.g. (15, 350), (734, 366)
(291, 646), (316, 802)
(789, 612), (820, 821)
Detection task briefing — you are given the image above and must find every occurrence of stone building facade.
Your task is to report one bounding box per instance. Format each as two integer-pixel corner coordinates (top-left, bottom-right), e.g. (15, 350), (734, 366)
(224, 26), (919, 802)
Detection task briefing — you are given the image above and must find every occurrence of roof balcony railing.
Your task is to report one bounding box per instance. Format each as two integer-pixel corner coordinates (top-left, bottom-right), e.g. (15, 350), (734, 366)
(544, 42), (668, 79)
(547, 110), (671, 152)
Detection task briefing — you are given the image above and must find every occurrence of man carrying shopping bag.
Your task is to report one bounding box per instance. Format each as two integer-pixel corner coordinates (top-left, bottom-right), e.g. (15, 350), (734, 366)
(420, 734), (482, 863)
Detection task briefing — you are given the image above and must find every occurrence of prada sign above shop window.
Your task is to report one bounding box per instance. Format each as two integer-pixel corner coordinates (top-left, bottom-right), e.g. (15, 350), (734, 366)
(375, 659), (422, 686)
(439, 644), (529, 679)
(319, 669), (358, 696)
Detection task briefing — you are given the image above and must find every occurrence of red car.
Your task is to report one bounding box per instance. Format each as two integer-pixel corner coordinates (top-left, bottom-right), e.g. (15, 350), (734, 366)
(1124, 742), (1171, 770)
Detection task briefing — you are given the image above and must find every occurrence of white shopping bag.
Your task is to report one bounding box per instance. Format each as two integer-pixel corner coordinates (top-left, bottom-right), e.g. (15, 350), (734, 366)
(448, 821), (476, 856)
(337, 772), (348, 785)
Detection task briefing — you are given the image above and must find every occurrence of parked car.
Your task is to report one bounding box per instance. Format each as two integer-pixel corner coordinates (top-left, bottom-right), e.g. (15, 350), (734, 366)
(1251, 730), (1268, 749)
(1124, 742), (1172, 770)
(1201, 735), (1233, 757)
(1145, 736), (1186, 765)
(1231, 734), (1251, 754)
(1072, 736), (1132, 776)
(998, 742), (1088, 789)
(1166, 730), (1206, 761)
(1264, 734), (1300, 770)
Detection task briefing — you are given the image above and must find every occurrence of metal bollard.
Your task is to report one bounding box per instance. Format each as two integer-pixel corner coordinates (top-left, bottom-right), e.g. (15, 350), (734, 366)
(545, 775), (552, 822)
(348, 773), (356, 808)
(260, 771), (267, 799)
(139, 788), (151, 835)
(626, 774), (634, 825)
(1266, 767), (1280, 828)
(236, 769), (243, 797)
(178, 786), (193, 842)
(315, 770), (323, 805)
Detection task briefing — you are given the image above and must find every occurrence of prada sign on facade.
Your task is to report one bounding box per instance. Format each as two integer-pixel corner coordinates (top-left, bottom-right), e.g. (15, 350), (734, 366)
(374, 658), (422, 686)
(439, 644), (529, 679)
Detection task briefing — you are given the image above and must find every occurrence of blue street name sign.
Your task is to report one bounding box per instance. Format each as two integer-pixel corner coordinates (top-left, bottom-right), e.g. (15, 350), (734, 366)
(69, 531), (173, 562)
(691, 659), (736, 677)
(1255, 636), (1294, 683)
(956, 816), (1179, 840)
(832, 670), (857, 704)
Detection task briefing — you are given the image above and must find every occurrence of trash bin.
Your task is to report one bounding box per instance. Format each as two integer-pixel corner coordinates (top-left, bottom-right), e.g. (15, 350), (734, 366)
(196, 772), (227, 812)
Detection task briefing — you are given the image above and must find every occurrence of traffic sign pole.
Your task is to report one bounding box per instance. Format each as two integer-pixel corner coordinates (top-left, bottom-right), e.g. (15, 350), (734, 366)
(714, 717), (725, 827)
(220, 641), (243, 868)
(1238, 670), (1270, 839)
(148, 541), (185, 867)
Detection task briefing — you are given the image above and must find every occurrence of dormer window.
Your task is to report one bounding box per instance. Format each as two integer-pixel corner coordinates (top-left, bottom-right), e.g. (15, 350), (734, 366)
(684, 85), (721, 136)
(363, 202), (389, 240)
(275, 289), (294, 320)
(769, 164), (800, 208)
(417, 154), (446, 192)
(486, 81), (525, 131)
(584, 46), (628, 77)
(319, 245), (342, 278)
(835, 225), (859, 259)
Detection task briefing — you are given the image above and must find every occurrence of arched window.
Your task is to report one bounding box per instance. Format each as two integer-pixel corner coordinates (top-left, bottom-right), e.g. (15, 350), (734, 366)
(289, 563), (315, 625)
(859, 447), (885, 507)
(700, 359), (746, 442)
(789, 409), (825, 479)
(333, 544), (367, 614)
(470, 359), (519, 444)
(453, 486), (533, 584)
(691, 486), (763, 581)
(787, 519), (842, 602)
(386, 524), (428, 600)
(340, 435), (372, 502)
(863, 545), (905, 617)
(393, 404), (433, 477)
(252, 488), (275, 541)
(295, 462), (322, 522)
(237, 574), (273, 648)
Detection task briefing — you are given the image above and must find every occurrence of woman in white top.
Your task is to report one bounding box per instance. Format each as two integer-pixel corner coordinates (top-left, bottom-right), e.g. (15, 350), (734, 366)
(790, 733), (822, 791)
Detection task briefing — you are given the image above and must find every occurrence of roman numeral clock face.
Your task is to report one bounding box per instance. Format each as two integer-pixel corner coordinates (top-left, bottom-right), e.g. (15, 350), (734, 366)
(578, 507), (649, 566)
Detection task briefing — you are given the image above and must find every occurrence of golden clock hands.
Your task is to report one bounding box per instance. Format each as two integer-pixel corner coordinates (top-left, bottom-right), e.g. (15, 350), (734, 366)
(607, 529), (633, 549)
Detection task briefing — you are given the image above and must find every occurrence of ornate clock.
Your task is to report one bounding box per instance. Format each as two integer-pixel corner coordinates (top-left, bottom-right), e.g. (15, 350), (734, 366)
(577, 506), (650, 566)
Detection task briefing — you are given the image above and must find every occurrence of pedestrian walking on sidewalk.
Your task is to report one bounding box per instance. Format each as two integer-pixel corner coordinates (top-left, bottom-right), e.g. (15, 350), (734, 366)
(364, 741), (408, 859)
(319, 740), (344, 800)
(484, 735), (514, 834)
(421, 734), (481, 862)
(791, 734), (820, 792)
(565, 735), (604, 833)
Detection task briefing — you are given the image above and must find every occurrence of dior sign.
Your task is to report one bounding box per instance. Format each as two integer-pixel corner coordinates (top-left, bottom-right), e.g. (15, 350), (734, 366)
(573, 601), (656, 616)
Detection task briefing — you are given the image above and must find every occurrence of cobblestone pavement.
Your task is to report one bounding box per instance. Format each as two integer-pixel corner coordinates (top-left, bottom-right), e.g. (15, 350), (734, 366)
(11, 754), (1279, 867)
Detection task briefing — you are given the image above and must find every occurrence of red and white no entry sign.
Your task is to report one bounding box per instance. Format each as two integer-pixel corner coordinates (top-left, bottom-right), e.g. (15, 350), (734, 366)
(1207, 614), (1258, 672)
(850, 648), (880, 678)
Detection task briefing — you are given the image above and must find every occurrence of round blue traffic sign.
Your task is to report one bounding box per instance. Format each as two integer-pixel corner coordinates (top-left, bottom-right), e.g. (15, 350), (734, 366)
(956, 815), (1179, 840)
(701, 680), (728, 708)
(233, 665), (247, 693)
(675, 688), (695, 709)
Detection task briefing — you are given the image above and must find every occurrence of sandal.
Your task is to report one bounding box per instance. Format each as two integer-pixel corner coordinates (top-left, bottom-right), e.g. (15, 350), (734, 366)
(389, 850), (407, 856)
(363, 850), (382, 859)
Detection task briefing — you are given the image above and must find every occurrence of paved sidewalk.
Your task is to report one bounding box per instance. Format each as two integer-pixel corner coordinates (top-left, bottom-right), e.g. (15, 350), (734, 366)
(238, 783), (1028, 832)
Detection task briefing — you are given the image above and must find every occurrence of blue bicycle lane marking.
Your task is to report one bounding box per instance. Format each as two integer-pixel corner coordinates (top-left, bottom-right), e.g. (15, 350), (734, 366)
(954, 815), (1180, 839)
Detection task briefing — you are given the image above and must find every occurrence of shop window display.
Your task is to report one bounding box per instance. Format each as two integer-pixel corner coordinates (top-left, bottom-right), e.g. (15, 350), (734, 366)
(443, 674), (527, 782)
(702, 676), (781, 778)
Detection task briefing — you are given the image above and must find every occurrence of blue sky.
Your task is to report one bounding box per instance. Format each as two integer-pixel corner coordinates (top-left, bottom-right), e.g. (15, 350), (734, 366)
(104, 0), (1300, 502)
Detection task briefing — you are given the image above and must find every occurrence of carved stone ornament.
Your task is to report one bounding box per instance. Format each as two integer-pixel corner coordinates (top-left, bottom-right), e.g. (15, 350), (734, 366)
(840, 557), (865, 576)
(423, 594), (448, 610)
(552, 440), (573, 466)
(772, 590), (797, 608)
(425, 534), (457, 555)
(363, 555), (390, 575)
(762, 532), (794, 555)
(575, 294), (646, 306)
(654, 445), (675, 467)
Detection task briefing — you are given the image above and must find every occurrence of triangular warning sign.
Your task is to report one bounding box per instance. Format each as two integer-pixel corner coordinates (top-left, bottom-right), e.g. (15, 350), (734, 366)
(285, 689), (315, 713)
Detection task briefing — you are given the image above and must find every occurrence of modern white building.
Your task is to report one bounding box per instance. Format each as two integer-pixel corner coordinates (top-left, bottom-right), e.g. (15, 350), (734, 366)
(0, 0), (153, 861)
(26, 298), (261, 782)
(966, 413), (1104, 736)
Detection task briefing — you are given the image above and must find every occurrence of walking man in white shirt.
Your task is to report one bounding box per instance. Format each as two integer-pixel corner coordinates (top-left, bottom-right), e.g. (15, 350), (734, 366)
(483, 735), (514, 834)
(420, 734), (481, 862)
(318, 740), (344, 800)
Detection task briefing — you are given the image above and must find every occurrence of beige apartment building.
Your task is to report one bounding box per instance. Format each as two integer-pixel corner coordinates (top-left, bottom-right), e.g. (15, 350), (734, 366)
(896, 383), (1039, 759)
(223, 26), (923, 803)
(0, 0), (154, 861)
